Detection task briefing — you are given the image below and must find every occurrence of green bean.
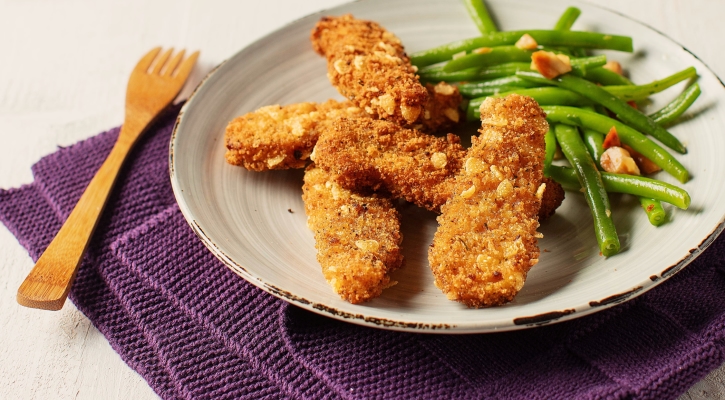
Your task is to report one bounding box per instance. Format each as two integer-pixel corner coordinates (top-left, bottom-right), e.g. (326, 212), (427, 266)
(544, 127), (557, 174)
(582, 129), (604, 168)
(443, 46), (533, 72)
(418, 62), (530, 83)
(541, 105), (689, 183)
(554, 7), (581, 31)
(466, 88), (593, 121)
(519, 72), (686, 153)
(553, 6), (586, 57)
(602, 67), (698, 101)
(463, 0), (498, 34)
(640, 198), (667, 226)
(650, 83), (701, 126)
(458, 76), (541, 97)
(554, 124), (620, 256)
(570, 55), (607, 76)
(547, 165), (690, 209)
(409, 30), (634, 67)
(461, 86), (524, 102)
(579, 106), (604, 168)
(585, 67), (634, 86)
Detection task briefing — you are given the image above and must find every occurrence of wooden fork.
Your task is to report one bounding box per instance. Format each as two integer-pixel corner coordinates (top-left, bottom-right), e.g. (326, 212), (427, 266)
(17, 48), (199, 310)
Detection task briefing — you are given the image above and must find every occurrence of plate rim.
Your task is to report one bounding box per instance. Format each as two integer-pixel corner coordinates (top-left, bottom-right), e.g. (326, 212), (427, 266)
(169, 0), (725, 333)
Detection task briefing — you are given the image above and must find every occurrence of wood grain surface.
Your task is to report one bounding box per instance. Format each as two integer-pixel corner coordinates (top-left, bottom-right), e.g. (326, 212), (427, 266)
(0, 0), (723, 398)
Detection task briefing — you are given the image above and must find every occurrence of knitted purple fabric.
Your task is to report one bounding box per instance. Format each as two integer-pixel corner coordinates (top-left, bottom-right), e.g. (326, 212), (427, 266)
(2, 106), (724, 399)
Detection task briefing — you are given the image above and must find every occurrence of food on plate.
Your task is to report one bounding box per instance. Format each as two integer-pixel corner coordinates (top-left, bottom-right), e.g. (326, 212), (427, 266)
(419, 82), (464, 132)
(312, 118), (467, 212)
(313, 116), (564, 218)
(224, 99), (368, 171)
(302, 165), (403, 303)
(538, 177), (564, 220)
(310, 14), (430, 128)
(428, 95), (548, 307)
(224, 83), (462, 172)
(411, 3), (696, 257)
(222, 3), (701, 308)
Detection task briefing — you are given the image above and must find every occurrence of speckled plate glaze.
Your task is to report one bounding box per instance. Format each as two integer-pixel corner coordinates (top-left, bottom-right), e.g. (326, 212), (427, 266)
(170, 0), (725, 333)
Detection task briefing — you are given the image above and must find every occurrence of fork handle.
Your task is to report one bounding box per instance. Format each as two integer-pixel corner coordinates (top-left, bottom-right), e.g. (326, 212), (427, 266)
(17, 121), (146, 310)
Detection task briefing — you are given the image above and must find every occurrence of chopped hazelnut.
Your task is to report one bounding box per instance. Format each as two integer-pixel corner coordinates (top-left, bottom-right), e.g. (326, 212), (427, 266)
(431, 152), (448, 169)
(443, 107), (460, 122)
(461, 185), (477, 199)
(473, 47), (493, 54)
(496, 179), (514, 198)
(433, 82), (456, 96)
(600, 146), (641, 175)
(515, 34), (538, 50)
(603, 60), (624, 76)
(465, 157), (486, 174)
(355, 239), (380, 252)
(353, 55), (365, 70)
(333, 59), (350, 74)
(267, 155), (285, 168)
(401, 103), (422, 123)
(531, 50), (572, 79)
(374, 94), (396, 115)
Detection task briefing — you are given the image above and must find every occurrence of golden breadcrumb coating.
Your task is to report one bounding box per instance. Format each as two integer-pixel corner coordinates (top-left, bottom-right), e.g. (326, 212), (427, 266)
(420, 82), (464, 133)
(302, 165), (403, 303)
(310, 14), (429, 127)
(428, 94), (549, 308)
(313, 118), (467, 211)
(224, 100), (368, 171)
(539, 177), (565, 220)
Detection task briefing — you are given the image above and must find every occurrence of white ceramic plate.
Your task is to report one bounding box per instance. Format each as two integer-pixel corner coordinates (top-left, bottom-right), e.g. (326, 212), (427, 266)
(170, 0), (725, 333)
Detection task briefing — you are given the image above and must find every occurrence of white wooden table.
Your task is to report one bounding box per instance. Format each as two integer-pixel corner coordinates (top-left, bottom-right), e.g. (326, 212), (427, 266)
(1, 0), (723, 398)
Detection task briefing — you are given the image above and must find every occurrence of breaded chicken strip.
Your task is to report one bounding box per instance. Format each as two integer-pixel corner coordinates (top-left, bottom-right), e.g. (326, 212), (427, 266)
(311, 14), (429, 127)
(539, 177), (565, 220)
(302, 165), (403, 303)
(313, 118), (467, 212)
(313, 117), (564, 218)
(224, 82), (462, 172)
(225, 100), (368, 171)
(420, 82), (463, 133)
(428, 95), (549, 308)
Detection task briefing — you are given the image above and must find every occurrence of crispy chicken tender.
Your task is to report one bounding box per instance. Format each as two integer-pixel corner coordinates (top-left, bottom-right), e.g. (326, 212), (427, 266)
(420, 82), (463, 133)
(313, 118), (467, 212)
(539, 177), (565, 220)
(311, 14), (429, 127)
(428, 95), (549, 308)
(302, 165), (403, 303)
(313, 117), (563, 218)
(224, 100), (369, 171)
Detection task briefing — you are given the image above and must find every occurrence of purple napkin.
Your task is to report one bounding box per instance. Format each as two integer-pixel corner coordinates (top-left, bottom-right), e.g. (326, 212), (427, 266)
(2, 105), (724, 400)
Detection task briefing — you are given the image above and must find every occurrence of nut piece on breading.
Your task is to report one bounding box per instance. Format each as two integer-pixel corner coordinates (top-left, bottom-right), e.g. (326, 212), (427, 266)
(311, 14), (429, 127)
(420, 82), (463, 133)
(313, 118), (467, 212)
(224, 99), (369, 171)
(428, 94), (549, 308)
(302, 165), (403, 303)
(539, 177), (565, 220)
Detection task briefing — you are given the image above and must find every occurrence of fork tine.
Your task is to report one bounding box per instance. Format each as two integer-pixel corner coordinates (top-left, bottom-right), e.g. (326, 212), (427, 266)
(171, 50), (200, 80)
(151, 48), (174, 75)
(162, 49), (186, 77)
(134, 47), (162, 73)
